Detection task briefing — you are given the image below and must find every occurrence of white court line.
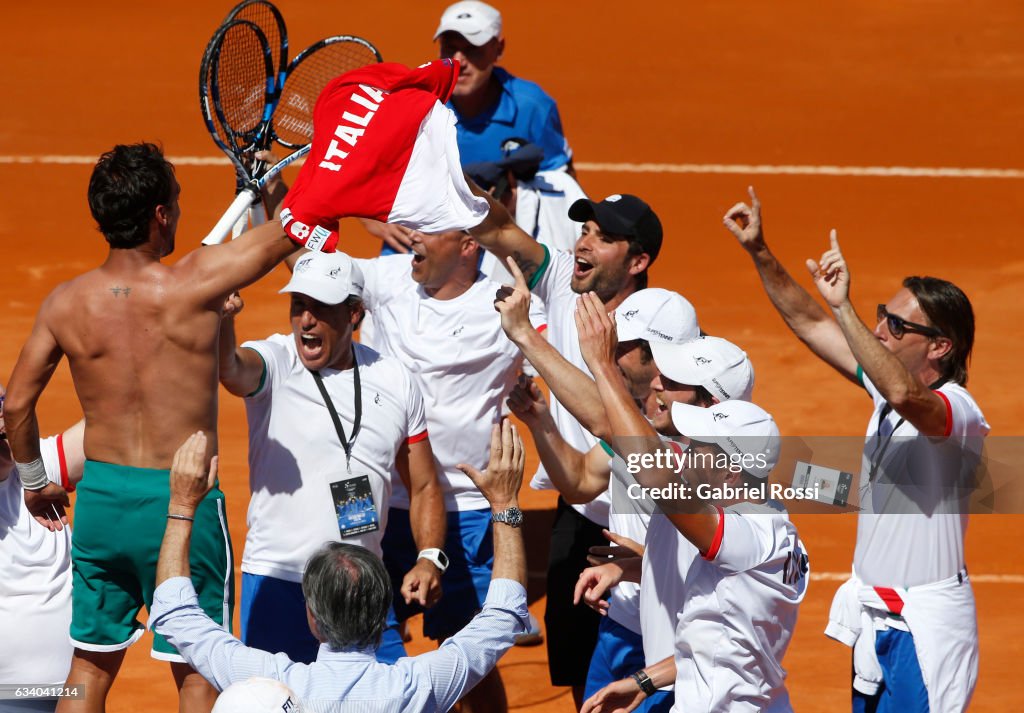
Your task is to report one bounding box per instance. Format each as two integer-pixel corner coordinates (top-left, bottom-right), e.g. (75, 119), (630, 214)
(1, 154), (1023, 178)
(809, 572), (1024, 584)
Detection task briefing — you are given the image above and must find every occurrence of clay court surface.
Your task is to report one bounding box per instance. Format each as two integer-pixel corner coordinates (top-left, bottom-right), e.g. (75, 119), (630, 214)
(4, 0), (1023, 709)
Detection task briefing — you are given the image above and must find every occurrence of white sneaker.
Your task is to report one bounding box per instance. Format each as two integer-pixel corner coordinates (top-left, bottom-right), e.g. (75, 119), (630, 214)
(515, 613), (543, 646)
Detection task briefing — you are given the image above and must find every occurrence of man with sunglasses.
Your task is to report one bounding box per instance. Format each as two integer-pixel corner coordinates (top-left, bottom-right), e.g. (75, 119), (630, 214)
(722, 188), (989, 712)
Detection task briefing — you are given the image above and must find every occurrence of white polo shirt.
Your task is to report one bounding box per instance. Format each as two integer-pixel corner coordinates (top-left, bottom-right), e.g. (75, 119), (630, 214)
(673, 501), (809, 712)
(529, 247), (612, 526)
(241, 336), (427, 582)
(855, 373), (989, 587)
(355, 254), (542, 512)
(0, 436), (74, 686)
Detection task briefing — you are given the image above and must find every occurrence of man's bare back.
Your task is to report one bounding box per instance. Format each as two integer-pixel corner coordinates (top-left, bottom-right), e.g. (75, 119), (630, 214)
(43, 256), (229, 468)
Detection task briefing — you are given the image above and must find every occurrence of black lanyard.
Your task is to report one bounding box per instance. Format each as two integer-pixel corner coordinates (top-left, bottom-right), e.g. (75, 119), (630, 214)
(868, 377), (946, 481)
(311, 347), (361, 473)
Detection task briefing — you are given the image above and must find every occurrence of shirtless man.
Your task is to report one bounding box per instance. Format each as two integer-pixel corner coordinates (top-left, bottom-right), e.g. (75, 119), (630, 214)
(4, 143), (301, 713)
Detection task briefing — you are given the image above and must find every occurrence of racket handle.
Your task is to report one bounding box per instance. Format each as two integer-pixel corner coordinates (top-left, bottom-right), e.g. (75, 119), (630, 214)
(203, 189), (258, 245)
(250, 201), (268, 227)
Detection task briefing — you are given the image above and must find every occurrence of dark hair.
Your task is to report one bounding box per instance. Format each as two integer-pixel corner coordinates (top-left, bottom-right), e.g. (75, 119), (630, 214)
(302, 542), (392, 651)
(625, 238), (650, 290)
(694, 385), (716, 407)
(902, 276), (974, 386)
(88, 143), (176, 249)
(636, 339), (654, 364)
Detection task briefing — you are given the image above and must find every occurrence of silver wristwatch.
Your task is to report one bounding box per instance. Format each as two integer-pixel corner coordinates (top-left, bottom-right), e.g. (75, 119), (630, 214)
(417, 548), (449, 573)
(491, 506), (524, 528)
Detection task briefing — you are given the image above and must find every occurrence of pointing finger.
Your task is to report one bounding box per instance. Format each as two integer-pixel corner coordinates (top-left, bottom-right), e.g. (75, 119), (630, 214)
(505, 256), (530, 292)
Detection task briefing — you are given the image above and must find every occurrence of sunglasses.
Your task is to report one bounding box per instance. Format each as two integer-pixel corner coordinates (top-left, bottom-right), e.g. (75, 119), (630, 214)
(876, 304), (945, 339)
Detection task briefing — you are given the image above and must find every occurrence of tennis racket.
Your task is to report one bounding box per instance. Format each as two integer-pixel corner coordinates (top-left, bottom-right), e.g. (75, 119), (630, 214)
(202, 35), (383, 246)
(272, 35), (383, 150)
(198, 18), (275, 240)
(223, 0), (288, 197)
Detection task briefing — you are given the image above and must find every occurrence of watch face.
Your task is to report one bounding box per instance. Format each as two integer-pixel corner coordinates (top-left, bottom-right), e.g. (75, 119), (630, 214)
(496, 506), (523, 527)
(438, 550), (449, 568)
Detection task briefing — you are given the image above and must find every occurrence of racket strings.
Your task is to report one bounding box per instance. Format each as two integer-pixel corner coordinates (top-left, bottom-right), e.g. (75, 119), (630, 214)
(215, 23), (271, 150)
(273, 41), (380, 148)
(231, 1), (287, 83)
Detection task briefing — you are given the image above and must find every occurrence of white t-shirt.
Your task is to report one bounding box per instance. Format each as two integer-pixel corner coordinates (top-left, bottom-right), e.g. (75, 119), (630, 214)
(530, 248), (611, 526)
(0, 436), (74, 685)
(673, 501), (809, 713)
(355, 254), (542, 511)
(854, 374), (989, 587)
(241, 336), (427, 582)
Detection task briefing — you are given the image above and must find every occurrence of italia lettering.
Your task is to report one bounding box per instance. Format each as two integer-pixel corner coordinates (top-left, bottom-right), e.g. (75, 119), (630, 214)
(318, 84), (385, 171)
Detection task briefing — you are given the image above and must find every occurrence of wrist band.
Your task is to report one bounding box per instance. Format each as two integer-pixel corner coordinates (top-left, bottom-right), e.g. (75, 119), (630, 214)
(15, 458), (49, 491)
(631, 670), (656, 697)
(167, 513), (195, 522)
(417, 548), (449, 573)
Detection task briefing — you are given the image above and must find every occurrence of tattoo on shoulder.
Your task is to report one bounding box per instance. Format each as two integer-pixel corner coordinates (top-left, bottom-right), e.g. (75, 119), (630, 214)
(110, 286), (132, 298)
(511, 251), (539, 282)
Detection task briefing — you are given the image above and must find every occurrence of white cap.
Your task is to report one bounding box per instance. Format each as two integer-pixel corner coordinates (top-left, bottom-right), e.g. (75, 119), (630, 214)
(280, 252), (363, 305)
(615, 288), (699, 345)
(434, 1), (503, 46)
(670, 400), (780, 479)
(213, 677), (302, 713)
(650, 336), (754, 402)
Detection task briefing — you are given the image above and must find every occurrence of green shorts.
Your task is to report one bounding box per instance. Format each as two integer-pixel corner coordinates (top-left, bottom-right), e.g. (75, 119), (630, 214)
(70, 460), (234, 662)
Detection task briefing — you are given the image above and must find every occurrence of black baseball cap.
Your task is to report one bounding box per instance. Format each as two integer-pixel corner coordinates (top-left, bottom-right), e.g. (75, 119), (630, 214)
(568, 194), (663, 263)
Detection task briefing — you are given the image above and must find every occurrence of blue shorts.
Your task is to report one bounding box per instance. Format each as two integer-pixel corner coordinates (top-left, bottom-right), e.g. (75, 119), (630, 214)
(852, 628), (928, 713)
(585, 617), (674, 711)
(382, 507), (493, 640)
(240, 573), (406, 664)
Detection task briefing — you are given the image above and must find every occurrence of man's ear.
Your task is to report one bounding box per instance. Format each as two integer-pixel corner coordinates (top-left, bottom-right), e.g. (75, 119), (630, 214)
(155, 204), (170, 227)
(627, 252), (651, 276)
(460, 233), (480, 258)
(306, 605), (325, 643)
(929, 336), (953, 363)
(495, 36), (506, 61)
(349, 300), (366, 328)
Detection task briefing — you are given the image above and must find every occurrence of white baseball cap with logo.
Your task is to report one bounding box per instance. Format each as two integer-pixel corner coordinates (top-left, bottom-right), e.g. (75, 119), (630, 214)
(670, 399), (780, 479)
(280, 252), (364, 306)
(650, 336), (754, 402)
(434, 1), (503, 46)
(213, 677), (302, 713)
(615, 288), (699, 345)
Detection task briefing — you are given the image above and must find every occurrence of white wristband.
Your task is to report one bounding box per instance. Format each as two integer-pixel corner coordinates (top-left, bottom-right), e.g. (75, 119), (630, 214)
(16, 458), (49, 491)
(417, 548), (449, 573)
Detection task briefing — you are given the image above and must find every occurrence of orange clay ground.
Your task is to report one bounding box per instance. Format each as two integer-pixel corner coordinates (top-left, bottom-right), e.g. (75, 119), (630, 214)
(2, 0), (1022, 709)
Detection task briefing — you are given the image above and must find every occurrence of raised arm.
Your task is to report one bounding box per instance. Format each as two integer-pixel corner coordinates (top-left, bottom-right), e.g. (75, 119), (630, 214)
(807, 231), (951, 436)
(457, 418), (527, 586)
(495, 257), (613, 437)
(218, 294), (266, 398)
(723, 187), (858, 382)
(576, 292), (720, 554)
(395, 436), (446, 607)
(506, 377), (612, 504)
(467, 179), (548, 284)
(178, 220), (302, 307)
(419, 420), (528, 710)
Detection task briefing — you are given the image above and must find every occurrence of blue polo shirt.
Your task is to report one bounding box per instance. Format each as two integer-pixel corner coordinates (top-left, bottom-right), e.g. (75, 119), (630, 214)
(449, 67), (572, 171)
